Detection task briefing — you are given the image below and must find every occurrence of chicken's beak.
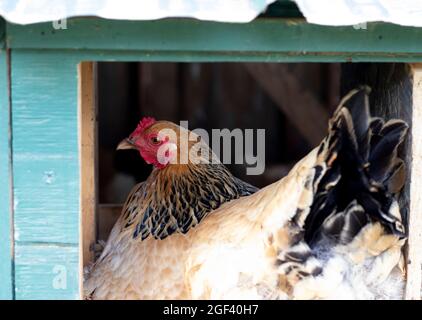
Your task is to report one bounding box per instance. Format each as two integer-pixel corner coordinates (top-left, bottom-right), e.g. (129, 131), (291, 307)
(117, 139), (136, 150)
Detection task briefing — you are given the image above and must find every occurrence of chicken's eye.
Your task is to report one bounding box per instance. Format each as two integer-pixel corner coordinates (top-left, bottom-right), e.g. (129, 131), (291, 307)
(150, 136), (161, 145)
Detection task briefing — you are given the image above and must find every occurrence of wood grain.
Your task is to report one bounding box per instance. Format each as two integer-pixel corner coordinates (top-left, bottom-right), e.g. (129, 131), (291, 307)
(405, 64), (422, 300)
(12, 51), (80, 244)
(78, 62), (98, 277)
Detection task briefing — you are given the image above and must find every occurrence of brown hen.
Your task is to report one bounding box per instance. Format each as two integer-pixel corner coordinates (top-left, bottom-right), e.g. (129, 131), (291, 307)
(84, 87), (407, 299)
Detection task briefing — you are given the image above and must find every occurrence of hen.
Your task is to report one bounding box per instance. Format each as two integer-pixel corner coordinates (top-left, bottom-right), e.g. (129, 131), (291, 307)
(84, 87), (408, 300)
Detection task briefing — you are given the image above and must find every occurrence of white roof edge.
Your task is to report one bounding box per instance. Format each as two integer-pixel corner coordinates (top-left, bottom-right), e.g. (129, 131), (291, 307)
(294, 0), (422, 27)
(0, 0), (276, 25)
(2, 0), (422, 27)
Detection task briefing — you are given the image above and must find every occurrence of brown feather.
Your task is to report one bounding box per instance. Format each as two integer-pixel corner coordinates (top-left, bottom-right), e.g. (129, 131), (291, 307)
(84, 87), (408, 300)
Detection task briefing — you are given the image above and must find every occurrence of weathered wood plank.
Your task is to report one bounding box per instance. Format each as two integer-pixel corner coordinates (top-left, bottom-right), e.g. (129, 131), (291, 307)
(6, 19), (422, 62)
(14, 243), (79, 300)
(405, 64), (422, 300)
(9, 49), (422, 64)
(78, 62), (97, 273)
(0, 47), (13, 299)
(12, 50), (80, 244)
(245, 63), (329, 146)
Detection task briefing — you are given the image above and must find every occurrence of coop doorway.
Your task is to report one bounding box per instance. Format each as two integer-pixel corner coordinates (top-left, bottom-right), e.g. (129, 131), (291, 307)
(79, 61), (341, 268)
(78, 61), (415, 298)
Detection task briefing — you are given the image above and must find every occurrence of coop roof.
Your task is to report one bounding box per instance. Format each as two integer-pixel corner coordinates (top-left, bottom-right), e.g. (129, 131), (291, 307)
(1, 0), (422, 27)
(0, 0), (276, 24)
(294, 0), (422, 27)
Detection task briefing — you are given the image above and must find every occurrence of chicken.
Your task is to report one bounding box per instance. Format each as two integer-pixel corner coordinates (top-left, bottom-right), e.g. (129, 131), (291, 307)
(84, 87), (408, 300)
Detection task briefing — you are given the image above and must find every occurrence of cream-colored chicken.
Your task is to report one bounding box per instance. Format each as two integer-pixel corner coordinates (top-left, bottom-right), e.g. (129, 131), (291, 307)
(84, 87), (407, 300)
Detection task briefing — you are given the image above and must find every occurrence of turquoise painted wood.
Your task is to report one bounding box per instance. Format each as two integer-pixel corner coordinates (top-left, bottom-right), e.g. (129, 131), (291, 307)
(6, 18), (422, 62)
(11, 50), (80, 299)
(12, 51), (80, 245)
(0, 19), (13, 299)
(14, 244), (79, 299)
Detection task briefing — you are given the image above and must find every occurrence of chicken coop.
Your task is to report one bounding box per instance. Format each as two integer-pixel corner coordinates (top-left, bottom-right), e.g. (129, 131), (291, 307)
(1, 0), (422, 299)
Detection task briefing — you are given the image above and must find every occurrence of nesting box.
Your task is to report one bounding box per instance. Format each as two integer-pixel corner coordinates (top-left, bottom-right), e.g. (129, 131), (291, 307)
(0, 1), (421, 300)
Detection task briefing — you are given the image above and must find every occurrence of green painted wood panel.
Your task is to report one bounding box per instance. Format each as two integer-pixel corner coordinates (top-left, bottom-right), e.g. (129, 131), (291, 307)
(0, 44), (13, 299)
(0, 18), (4, 45)
(14, 243), (79, 299)
(9, 48), (422, 65)
(6, 18), (422, 62)
(12, 50), (79, 244)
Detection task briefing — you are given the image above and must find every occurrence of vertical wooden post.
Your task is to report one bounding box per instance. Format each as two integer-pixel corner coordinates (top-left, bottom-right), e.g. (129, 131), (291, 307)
(405, 64), (422, 300)
(78, 62), (98, 295)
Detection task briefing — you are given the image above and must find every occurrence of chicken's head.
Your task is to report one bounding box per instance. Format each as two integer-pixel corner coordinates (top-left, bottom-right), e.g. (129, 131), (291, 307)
(117, 117), (179, 169)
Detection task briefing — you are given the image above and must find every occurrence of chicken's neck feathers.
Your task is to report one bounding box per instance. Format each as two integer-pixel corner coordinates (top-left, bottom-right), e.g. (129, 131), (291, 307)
(122, 163), (257, 241)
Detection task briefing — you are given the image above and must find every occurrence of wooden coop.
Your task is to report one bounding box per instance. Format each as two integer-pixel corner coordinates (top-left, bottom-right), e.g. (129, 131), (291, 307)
(0, 0), (422, 299)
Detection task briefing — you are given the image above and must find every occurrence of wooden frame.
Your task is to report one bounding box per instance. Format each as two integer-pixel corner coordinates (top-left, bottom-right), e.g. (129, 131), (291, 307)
(406, 64), (422, 299)
(1, 17), (422, 299)
(78, 62), (98, 293)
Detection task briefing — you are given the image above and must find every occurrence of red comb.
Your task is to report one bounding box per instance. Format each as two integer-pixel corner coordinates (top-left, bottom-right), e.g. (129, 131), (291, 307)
(130, 117), (156, 137)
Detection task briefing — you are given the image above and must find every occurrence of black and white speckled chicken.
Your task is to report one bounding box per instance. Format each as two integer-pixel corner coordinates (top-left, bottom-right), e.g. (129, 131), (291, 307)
(84, 87), (407, 300)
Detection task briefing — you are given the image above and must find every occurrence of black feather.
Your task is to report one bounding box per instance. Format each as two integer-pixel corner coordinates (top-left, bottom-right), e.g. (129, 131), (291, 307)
(304, 87), (407, 245)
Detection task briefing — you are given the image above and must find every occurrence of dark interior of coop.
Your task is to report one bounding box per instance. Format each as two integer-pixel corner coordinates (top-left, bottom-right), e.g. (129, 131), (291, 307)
(95, 62), (406, 244)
